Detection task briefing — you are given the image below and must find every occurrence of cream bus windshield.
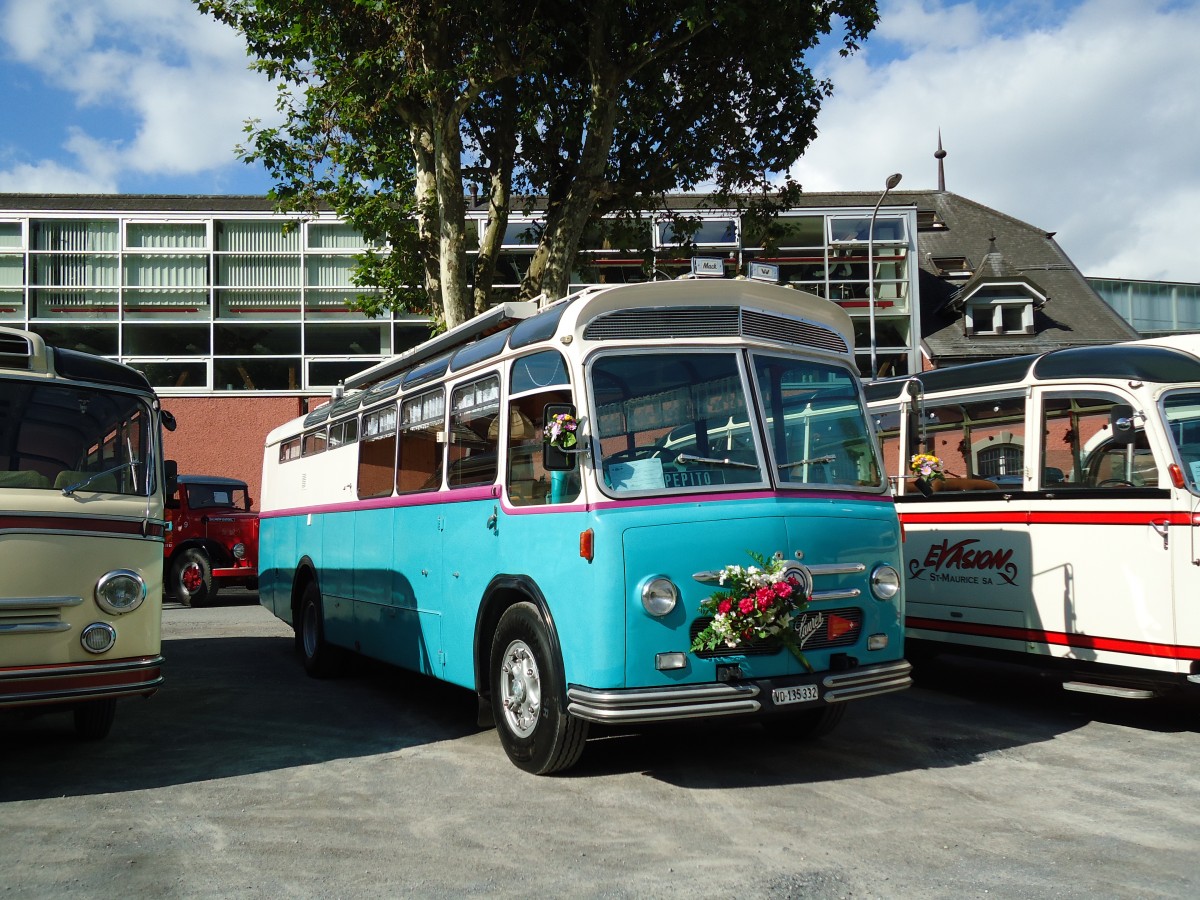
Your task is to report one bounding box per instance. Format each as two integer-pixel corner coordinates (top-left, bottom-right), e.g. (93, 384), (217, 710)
(0, 380), (153, 495)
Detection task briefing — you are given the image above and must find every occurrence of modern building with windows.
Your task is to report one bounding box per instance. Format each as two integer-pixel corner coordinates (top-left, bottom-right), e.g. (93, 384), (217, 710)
(1089, 277), (1200, 336)
(0, 190), (1128, 498)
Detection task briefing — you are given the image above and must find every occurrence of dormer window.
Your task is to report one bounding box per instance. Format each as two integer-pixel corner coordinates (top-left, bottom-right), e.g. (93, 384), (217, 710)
(932, 256), (973, 278)
(966, 297), (1034, 335)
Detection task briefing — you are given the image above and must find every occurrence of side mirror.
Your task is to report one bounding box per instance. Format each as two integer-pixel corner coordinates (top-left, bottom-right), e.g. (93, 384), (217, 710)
(164, 459), (179, 498)
(542, 403), (578, 472)
(161, 409), (177, 432)
(1109, 404), (1137, 447)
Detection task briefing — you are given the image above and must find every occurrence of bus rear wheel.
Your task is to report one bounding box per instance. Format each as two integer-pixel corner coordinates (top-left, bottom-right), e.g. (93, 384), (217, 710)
(489, 602), (588, 775)
(298, 581), (343, 678)
(73, 698), (117, 740)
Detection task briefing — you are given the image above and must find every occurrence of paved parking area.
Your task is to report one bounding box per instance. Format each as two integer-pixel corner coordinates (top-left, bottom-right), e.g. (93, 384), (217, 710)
(2, 598), (1199, 899)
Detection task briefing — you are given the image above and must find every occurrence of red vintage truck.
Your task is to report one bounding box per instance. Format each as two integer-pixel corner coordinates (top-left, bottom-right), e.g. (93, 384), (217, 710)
(165, 475), (259, 606)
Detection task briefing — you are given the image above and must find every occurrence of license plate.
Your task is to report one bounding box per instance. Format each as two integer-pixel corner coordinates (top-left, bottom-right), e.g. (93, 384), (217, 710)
(771, 684), (818, 706)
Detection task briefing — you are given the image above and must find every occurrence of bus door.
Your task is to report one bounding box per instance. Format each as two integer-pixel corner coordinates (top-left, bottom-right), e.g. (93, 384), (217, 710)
(1030, 388), (1175, 669)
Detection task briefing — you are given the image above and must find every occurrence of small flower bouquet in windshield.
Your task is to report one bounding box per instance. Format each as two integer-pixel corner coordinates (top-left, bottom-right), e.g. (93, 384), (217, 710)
(544, 412), (579, 451)
(909, 452), (944, 496)
(690, 552), (813, 671)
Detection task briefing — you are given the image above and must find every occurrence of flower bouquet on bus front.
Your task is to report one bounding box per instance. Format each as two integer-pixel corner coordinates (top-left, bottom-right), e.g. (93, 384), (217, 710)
(690, 552), (813, 671)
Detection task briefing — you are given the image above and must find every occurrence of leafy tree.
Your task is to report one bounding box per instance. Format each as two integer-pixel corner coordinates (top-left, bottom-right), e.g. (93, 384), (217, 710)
(197, 0), (876, 329)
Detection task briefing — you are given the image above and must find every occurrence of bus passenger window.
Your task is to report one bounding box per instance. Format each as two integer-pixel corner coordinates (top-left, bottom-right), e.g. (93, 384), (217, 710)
(1042, 393), (1155, 489)
(398, 389), (445, 493)
(505, 392), (579, 506)
(448, 376), (500, 488)
(358, 405), (397, 499)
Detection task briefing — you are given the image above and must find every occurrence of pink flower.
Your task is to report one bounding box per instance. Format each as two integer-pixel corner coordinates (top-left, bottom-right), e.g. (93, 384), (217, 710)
(717, 599), (733, 615)
(756, 594), (772, 611)
(738, 598), (755, 615)
(756, 586), (774, 603)
(774, 581), (792, 598)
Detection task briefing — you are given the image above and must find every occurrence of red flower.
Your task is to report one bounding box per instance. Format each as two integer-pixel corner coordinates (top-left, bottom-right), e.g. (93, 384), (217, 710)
(756, 594), (772, 611)
(774, 581), (792, 598)
(717, 599), (733, 615)
(738, 597), (755, 615)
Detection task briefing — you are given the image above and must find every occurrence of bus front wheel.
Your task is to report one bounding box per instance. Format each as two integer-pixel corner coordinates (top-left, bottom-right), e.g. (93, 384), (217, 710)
(298, 582), (343, 678)
(74, 698), (117, 740)
(489, 602), (588, 775)
(761, 703), (846, 740)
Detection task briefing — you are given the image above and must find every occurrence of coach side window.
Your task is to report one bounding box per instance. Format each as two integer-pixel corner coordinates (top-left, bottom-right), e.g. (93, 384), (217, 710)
(1042, 394), (1157, 489)
(398, 389), (445, 493)
(358, 404), (397, 499)
(506, 351), (577, 506)
(448, 375), (500, 488)
(917, 393), (1023, 492)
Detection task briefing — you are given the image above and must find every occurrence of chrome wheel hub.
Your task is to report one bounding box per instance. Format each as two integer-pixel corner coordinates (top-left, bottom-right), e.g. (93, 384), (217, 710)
(499, 639), (541, 738)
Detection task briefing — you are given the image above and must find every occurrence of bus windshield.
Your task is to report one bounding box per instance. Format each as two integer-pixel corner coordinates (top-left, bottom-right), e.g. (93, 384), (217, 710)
(1162, 390), (1200, 489)
(752, 353), (883, 489)
(591, 349), (881, 494)
(0, 380), (153, 495)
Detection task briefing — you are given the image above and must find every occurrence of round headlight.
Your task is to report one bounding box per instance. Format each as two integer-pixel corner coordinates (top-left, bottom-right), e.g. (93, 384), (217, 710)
(641, 577), (679, 617)
(95, 569), (147, 615)
(232, 542), (246, 560)
(81, 622), (117, 654)
(870, 564), (901, 601)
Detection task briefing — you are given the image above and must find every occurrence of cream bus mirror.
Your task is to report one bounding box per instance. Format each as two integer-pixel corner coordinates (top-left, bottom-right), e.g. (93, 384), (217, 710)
(543, 403), (581, 472)
(1110, 405), (1137, 446)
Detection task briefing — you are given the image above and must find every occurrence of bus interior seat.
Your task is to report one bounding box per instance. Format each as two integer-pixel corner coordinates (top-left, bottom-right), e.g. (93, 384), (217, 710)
(0, 470), (51, 489)
(53, 470), (119, 492)
(931, 476), (999, 493)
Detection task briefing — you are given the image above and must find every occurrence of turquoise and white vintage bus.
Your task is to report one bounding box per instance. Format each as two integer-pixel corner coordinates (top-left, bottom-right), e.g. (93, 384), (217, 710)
(865, 336), (1200, 699)
(259, 279), (911, 773)
(0, 327), (175, 738)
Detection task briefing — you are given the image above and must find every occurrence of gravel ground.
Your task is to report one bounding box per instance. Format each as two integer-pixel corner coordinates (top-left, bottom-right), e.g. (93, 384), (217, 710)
(2, 596), (1198, 899)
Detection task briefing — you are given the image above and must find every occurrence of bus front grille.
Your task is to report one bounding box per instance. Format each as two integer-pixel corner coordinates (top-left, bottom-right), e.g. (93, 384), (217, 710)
(689, 607), (864, 659)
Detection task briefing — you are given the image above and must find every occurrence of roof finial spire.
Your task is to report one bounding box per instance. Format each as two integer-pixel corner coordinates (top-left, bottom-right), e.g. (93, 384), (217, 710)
(935, 129), (947, 192)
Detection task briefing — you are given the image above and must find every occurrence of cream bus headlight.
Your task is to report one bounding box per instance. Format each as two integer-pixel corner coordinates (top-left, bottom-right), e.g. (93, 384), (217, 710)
(870, 565), (901, 601)
(81, 622), (117, 654)
(95, 569), (147, 615)
(640, 577), (679, 617)
(232, 542), (246, 560)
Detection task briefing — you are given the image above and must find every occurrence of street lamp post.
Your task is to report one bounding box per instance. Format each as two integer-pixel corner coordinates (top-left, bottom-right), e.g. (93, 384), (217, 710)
(867, 172), (903, 380)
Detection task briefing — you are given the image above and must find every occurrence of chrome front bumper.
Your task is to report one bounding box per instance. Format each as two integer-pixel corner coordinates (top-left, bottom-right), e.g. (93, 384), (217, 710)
(566, 659), (912, 725)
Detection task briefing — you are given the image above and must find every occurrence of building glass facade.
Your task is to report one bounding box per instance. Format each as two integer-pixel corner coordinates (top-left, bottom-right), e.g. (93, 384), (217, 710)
(0, 202), (920, 392)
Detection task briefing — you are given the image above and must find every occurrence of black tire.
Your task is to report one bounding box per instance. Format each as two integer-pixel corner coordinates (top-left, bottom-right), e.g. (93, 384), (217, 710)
(297, 581), (343, 678)
(489, 602), (588, 775)
(761, 702), (847, 740)
(172, 547), (216, 608)
(73, 698), (117, 740)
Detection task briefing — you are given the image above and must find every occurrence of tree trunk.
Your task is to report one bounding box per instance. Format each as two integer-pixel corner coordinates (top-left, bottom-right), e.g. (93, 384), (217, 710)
(410, 123), (442, 317)
(434, 113), (471, 330)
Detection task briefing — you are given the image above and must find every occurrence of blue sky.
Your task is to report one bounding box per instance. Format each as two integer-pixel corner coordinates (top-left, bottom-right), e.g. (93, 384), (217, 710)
(2, 0), (1198, 281)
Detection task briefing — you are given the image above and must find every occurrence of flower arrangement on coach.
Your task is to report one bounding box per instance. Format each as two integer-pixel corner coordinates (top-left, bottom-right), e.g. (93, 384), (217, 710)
(544, 412), (578, 451)
(909, 452), (945, 482)
(690, 552), (813, 671)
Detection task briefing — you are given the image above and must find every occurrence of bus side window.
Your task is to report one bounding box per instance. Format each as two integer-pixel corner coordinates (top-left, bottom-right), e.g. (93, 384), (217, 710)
(448, 376), (501, 488)
(505, 392), (579, 507)
(1042, 393), (1155, 489)
(358, 406), (397, 499)
(920, 394), (1023, 489)
(398, 389), (445, 493)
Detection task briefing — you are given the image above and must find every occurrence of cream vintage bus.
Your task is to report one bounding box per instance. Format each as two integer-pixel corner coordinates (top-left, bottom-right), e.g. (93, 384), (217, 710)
(0, 327), (176, 738)
(865, 336), (1200, 699)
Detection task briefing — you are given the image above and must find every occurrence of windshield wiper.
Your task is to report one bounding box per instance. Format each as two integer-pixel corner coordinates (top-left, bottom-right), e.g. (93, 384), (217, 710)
(778, 454), (836, 471)
(675, 453), (758, 470)
(61, 461), (133, 496)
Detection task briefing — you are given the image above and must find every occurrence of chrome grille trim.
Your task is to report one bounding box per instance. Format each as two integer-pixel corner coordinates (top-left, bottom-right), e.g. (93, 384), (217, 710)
(0, 596), (83, 610)
(740, 309), (849, 353)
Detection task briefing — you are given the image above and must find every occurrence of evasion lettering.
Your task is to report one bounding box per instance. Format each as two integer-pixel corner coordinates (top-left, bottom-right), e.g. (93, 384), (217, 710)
(907, 537), (1019, 586)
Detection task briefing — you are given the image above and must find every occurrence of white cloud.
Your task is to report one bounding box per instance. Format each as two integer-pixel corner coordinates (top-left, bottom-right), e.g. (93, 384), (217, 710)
(0, 0), (276, 190)
(794, 0), (1200, 281)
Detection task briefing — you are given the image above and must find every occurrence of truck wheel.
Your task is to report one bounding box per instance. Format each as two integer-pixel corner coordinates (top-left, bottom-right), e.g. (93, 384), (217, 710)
(489, 602), (588, 774)
(172, 548), (215, 607)
(298, 581), (343, 678)
(761, 703), (847, 740)
(74, 698), (117, 740)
